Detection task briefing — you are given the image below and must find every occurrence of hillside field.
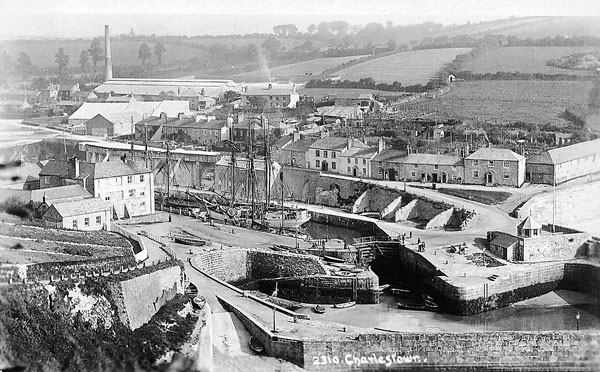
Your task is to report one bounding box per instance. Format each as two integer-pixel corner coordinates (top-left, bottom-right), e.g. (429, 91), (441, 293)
(461, 46), (600, 75)
(334, 48), (471, 85)
(233, 55), (369, 83)
(404, 80), (593, 126)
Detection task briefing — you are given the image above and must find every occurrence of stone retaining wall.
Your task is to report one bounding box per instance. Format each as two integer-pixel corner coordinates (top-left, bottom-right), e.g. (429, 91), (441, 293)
(249, 250), (328, 279)
(108, 263), (183, 330)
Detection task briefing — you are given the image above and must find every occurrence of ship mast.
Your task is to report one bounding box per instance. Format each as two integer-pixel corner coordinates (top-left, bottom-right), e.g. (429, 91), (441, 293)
(263, 115), (271, 215)
(249, 123), (256, 225)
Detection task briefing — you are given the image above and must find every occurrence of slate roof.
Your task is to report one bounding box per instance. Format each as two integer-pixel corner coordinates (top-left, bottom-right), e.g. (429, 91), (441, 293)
(518, 215), (542, 230)
(466, 148), (525, 162)
(317, 106), (362, 118)
(180, 120), (227, 130)
(93, 78), (237, 99)
(242, 89), (295, 96)
(49, 197), (111, 218)
(546, 138), (600, 165)
(150, 100), (191, 117)
(272, 135), (293, 149)
(284, 139), (317, 153)
(30, 185), (91, 203)
(372, 149), (407, 163)
(92, 161), (151, 179)
(310, 136), (351, 150)
(343, 146), (377, 158)
(490, 234), (520, 248)
(399, 153), (462, 166)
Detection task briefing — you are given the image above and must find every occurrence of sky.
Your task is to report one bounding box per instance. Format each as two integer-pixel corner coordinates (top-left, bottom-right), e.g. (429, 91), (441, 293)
(1, 0), (600, 39)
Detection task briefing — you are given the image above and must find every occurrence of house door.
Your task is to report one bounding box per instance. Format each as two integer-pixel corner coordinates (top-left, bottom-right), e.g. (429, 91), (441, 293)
(321, 161), (328, 171)
(388, 169), (396, 181)
(432, 173), (438, 183)
(352, 167), (358, 177)
(486, 172), (494, 184)
(441, 172), (448, 183)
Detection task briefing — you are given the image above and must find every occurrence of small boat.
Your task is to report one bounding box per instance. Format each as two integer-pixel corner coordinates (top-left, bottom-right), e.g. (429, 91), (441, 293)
(249, 336), (264, 353)
(422, 294), (439, 310)
(330, 263), (355, 270)
(397, 301), (427, 311)
(323, 255), (345, 263)
(174, 235), (208, 247)
(378, 284), (391, 292)
(344, 268), (364, 274)
(333, 301), (356, 309)
(390, 288), (412, 296)
(192, 295), (206, 310)
(313, 304), (326, 314)
(332, 271), (356, 277)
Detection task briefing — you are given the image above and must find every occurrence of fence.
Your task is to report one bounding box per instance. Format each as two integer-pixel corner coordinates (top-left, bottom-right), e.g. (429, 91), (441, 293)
(138, 230), (175, 258)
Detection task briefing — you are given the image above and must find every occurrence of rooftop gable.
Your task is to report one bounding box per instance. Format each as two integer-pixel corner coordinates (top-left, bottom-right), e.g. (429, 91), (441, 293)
(466, 148), (525, 162)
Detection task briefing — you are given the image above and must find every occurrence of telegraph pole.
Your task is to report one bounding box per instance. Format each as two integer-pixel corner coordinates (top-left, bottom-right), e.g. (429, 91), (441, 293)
(280, 170), (284, 232)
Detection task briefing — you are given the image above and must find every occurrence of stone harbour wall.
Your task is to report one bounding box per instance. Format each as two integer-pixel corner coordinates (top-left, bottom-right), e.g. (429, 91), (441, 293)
(522, 232), (590, 261)
(218, 295), (600, 371)
(248, 250), (328, 279)
(191, 248), (249, 282)
(261, 272), (380, 304)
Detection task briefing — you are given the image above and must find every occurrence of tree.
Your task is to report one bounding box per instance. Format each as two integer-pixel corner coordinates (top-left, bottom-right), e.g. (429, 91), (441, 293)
(88, 38), (103, 72)
(55, 47), (69, 76)
(246, 44), (258, 57)
(273, 24), (298, 37)
(138, 43), (151, 66)
(154, 42), (166, 65)
(307, 24), (316, 34)
(31, 77), (49, 91)
(79, 50), (90, 75)
(16, 52), (33, 78)
(261, 37), (282, 58)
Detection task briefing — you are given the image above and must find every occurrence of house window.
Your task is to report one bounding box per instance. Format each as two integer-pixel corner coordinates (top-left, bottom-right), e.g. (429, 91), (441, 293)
(473, 170), (479, 178)
(413, 164), (418, 168)
(347, 158), (350, 163)
(452, 166), (457, 171)
(84, 217), (89, 226)
(120, 191), (124, 199)
(473, 160), (479, 166)
(347, 167), (351, 173)
(362, 168), (366, 175)
(96, 216), (102, 224)
(316, 160), (320, 167)
(488, 161), (494, 167)
(503, 173), (510, 179)
(129, 189), (135, 197)
(411, 171), (416, 177)
(452, 175), (457, 180)
(140, 174), (145, 182)
(140, 191), (145, 196)
(503, 161), (510, 168)
(140, 201), (146, 211)
(72, 220), (77, 229)
(316, 150), (320, 157)
(354, 158), (358, 164)
(378, 168), (383, 175)
(44, 176), (50, 184)
(331, 162), (336, 170)
(115, 177), (122, 185)
(105, 196), (110, 201)
(324, 151), (328, 158)
(362, 159), (366, 165)
(434, 164), (439, 170)
(332, 152), (336, 159)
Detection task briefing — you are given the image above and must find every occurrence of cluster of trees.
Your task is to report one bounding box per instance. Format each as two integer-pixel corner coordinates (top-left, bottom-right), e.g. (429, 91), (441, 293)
(453, 71), (587, 81)
(305, 78), (439, 93)
(415, 33), (600, 50)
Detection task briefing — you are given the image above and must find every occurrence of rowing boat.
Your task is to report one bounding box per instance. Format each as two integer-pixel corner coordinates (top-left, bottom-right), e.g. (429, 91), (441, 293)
(313, 304), (326, 314)
(249, 337), (264, 353)
(333, 301), (356, 308)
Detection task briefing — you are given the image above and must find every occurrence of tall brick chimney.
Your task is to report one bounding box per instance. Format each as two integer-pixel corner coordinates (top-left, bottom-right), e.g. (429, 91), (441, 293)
(105, 25), (113, 81)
